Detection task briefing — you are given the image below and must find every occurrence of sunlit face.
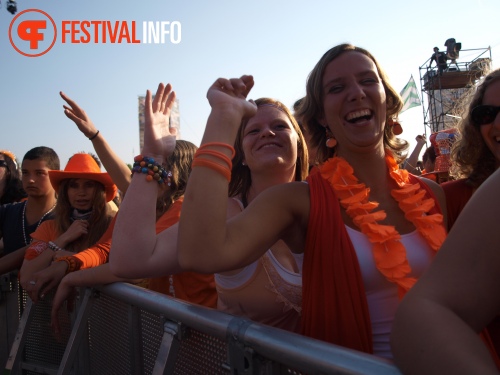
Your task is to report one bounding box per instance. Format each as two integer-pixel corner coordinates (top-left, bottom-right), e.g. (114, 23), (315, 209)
(67, 178), (98, 211)
(321, 51), (387, 156)
(479, 80), (500, 167)
(21, 159), (55, 198)
(241, 105), (299, 174)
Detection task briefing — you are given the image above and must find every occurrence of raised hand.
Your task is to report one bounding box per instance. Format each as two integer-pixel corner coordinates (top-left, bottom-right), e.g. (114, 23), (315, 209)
(415, 134), (427, 146)
(60, 92), (98, 139)
(142, 83), (177, 162)
(206, 75), (257, 120)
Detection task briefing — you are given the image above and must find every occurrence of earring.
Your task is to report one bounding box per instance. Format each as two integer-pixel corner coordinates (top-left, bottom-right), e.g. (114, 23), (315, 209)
(326, 137), (337, 148)
(387, 118), (403, 135)
(392, 122), (403, 135)
(241, 161), (246, 166)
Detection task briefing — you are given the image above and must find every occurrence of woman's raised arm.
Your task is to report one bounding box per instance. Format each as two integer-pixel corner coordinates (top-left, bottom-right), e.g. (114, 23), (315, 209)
(60, 91), (132, 193)
(177, 76), (308, 273)
(109, 83), (180, 278)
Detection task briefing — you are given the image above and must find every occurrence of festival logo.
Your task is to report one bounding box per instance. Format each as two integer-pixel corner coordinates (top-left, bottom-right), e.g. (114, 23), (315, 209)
(9, 8), (181, 57)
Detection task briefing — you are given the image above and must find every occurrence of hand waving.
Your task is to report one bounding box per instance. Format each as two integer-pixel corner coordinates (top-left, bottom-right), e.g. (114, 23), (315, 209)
(142, 83), (177, 162)
(60, 92), (98, 139)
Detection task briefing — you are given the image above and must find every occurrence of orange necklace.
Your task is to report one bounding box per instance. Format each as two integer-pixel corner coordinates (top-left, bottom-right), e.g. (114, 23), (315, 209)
(319, 150), (447, 296)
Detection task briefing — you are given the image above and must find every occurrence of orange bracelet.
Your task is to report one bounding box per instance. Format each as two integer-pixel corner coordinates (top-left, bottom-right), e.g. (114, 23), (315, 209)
(194, 149), (232, 169)
(55, 256), (79, 274)
(192, 158), (231, 182)
(198, 142), (235, 159)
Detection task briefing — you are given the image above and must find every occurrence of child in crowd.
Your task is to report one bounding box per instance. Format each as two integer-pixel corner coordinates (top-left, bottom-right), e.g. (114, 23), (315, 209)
(0, 147), (59, 274)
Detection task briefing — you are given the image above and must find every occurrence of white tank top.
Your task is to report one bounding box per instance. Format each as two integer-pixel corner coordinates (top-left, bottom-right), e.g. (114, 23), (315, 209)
(345, 225), (435, 360)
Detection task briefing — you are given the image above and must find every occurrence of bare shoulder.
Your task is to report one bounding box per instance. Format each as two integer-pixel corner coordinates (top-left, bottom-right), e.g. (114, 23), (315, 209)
(418, 176), (447, 224)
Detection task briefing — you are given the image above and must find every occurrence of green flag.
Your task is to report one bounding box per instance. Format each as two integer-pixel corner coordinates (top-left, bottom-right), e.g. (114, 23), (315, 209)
(400, 75), (421, 113)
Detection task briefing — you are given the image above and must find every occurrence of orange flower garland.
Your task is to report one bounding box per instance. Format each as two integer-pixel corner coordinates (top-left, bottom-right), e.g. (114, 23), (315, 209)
(319, 151), (447, 297)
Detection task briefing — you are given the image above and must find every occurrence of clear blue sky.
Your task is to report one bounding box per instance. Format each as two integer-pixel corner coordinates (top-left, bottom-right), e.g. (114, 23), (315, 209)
(1, 0), (499, 168)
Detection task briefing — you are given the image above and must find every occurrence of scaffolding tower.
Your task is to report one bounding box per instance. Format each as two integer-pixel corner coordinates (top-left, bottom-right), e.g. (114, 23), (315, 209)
(419, 46), (492, 136)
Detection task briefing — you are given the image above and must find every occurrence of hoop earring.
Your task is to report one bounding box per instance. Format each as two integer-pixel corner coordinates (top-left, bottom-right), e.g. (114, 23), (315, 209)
(326, 137), (337, 148)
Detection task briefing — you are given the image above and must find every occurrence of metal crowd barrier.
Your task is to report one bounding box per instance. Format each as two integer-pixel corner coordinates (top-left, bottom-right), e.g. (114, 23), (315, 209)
(1, 277), (402, 374)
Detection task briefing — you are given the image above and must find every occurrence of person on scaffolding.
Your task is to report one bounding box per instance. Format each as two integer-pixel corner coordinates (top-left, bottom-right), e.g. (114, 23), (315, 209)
(429, 47), (448, 75)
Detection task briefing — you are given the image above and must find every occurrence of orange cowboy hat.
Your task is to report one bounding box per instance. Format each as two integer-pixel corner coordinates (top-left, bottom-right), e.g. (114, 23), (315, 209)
(49, 153), (117, 202)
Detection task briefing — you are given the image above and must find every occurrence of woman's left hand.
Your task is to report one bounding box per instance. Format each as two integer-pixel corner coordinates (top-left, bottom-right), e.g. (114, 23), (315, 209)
(142, 83), (177, 162)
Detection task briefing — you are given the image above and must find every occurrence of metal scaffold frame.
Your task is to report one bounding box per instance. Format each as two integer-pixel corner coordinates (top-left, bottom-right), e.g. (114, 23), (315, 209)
(418, 46), (492, 137)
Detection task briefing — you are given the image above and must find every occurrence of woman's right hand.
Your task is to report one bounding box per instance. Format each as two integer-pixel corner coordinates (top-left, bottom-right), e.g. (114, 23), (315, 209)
(57, 220), (88, 247)
(206, 75), (257, 122)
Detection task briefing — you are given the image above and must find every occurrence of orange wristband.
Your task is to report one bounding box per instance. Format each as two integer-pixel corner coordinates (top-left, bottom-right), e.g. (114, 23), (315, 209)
(194, 149), (232, 169)
(199, 142), (235, 159)
(192, 158), (231, 182)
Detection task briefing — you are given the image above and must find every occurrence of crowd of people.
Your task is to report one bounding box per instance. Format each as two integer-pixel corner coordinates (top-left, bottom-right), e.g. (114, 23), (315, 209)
(1, 43), (500, 373)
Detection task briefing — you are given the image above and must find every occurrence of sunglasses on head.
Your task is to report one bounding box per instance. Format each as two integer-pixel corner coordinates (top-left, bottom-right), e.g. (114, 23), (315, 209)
(471, 105), (500, 126)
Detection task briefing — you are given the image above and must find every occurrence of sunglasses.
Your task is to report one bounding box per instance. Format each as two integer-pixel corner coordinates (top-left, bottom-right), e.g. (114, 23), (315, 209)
(0, 160), (7, 168)
(471, 105), (500, 126)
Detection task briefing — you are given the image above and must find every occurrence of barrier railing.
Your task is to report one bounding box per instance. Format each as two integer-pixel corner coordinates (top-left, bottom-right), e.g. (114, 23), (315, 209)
(2, 278), (402, 374)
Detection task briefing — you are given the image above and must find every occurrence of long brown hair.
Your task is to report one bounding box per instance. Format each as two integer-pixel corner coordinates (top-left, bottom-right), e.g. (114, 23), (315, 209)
(296, 43), (408, 164)
(54, 179), (113, 252)
(449, 68), (500, 187)
(156, 140), (198, 219)
(229, 98), (309, 207)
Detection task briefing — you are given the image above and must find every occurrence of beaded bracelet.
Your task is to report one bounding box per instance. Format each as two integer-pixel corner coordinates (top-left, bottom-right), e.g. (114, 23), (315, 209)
(48, 241), (65, 252)
(55, 256), (78, 274)
(132, 155), (172, 185)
